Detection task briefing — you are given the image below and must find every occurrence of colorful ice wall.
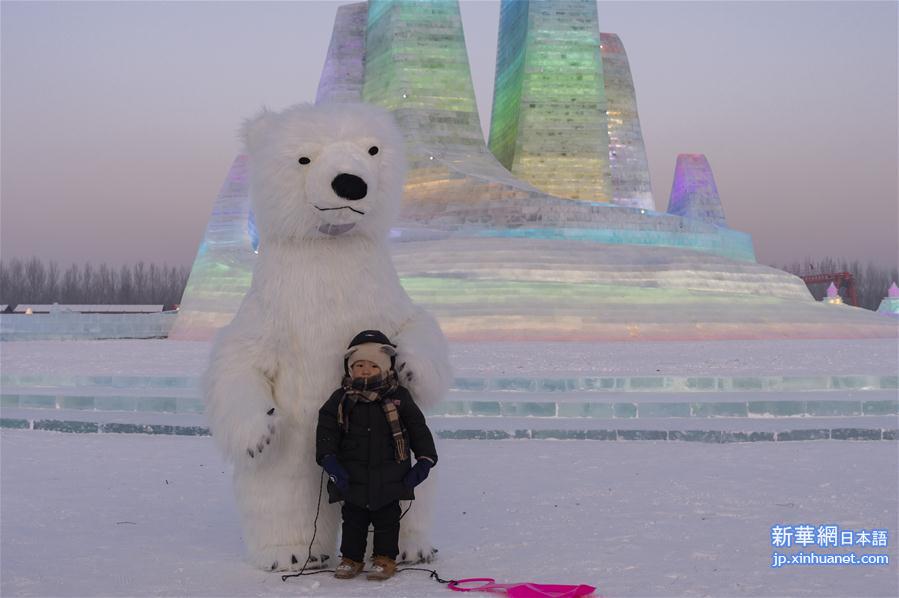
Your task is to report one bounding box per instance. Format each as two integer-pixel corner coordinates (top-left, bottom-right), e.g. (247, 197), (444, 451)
(667, 154), (727, 226)
(315, 3), (367, 104)
(175, 0), (890, 343)
(489, 0), (613, 203)
(363, 0), (487, 165)
(600, 32), (654, 210)
(167, 156), (254, 340)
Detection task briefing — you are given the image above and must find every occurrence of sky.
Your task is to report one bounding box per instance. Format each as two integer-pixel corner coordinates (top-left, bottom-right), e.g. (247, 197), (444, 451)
(1, 1), (897, 271)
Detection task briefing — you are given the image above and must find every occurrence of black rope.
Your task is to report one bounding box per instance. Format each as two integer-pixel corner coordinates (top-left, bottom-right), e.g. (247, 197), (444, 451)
(397, 566), (457, 585)
(280, 473), (452, 586)
(283, 565), (455, 584)
(399, 500), (413, 521)
(281, 469), (327, 582)
(282, 568), (336, 580)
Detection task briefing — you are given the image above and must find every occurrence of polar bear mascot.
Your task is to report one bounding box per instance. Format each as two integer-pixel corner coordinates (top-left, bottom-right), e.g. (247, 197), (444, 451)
(203, 103), (452, 572)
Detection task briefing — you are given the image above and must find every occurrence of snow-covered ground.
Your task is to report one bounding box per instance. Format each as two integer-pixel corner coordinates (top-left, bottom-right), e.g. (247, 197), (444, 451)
(2, 430), (896, 597)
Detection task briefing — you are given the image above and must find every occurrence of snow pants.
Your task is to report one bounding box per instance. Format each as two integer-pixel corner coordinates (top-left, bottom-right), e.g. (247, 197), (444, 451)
(340, 500), (401, 562)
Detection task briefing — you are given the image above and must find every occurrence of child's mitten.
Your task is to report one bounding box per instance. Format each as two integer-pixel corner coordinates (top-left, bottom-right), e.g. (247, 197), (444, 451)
(322, 454), (350, 491)
(402, 458), (433, 488)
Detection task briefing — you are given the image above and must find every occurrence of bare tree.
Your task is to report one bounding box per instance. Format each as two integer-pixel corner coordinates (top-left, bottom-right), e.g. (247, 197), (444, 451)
(60, 263), (82, 304)
(81, 263), (95, 304)
(2, 257), (192, 305)
(0, 258), (24, 305)
(133, 261), (148, 302)
(23, 258), (46, 303)
(46, 261), (61, 303)
(117, 264), (134, 304)
(96, 263), (115, 302)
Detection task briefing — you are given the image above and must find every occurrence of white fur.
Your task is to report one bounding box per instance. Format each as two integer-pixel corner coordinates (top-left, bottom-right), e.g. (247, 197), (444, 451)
(203, 103), (452, 571)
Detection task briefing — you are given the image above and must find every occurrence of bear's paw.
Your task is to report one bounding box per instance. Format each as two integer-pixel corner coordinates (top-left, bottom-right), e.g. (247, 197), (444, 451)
(249, 546), (332, 572)
(244, 407), (280, 461)
(397, 531), (438, 565)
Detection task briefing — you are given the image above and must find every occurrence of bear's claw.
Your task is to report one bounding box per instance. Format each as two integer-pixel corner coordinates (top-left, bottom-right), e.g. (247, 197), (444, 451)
(398, 547), (437, 564)
(257, 552), (331, 572)
(246, 418), (276, 459)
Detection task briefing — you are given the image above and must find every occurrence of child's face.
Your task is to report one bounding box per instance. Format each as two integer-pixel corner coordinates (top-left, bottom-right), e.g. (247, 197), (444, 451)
(350, 360), (381, 379)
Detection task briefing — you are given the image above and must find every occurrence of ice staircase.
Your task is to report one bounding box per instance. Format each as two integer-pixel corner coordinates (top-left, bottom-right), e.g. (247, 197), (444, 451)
(2, 339), (896, 443)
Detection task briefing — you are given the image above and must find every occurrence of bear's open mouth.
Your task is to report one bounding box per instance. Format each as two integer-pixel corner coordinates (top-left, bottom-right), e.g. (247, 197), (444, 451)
(318, 222), (356, 236)
(314, 205), (365, 216)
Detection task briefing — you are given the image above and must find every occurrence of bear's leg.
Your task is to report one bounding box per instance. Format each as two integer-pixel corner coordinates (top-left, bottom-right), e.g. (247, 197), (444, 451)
(233, 439), (340, 572)
(397, 470), (438, 564)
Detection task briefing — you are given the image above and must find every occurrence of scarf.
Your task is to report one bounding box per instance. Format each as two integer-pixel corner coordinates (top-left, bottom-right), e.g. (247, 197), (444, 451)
(337, 370), (408, 463)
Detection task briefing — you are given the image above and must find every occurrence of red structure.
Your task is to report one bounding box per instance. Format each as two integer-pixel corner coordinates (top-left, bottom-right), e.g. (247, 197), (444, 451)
(800, 272), (858, 306)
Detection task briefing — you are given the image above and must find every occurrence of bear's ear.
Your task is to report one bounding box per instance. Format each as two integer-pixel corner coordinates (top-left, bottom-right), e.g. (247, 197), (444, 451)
(240, 107), (275, 153)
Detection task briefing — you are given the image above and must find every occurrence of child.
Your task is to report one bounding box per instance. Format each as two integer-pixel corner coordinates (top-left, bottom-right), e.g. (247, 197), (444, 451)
(316, 330), (438, 581)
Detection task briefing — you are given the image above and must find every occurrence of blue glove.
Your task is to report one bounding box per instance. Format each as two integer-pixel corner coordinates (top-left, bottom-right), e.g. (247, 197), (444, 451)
(403, 458), (433, 488)
(322, 454), (349, 492)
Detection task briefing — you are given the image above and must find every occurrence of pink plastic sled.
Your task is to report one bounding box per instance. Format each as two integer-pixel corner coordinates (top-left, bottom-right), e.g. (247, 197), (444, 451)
(448, 577), (597, 598)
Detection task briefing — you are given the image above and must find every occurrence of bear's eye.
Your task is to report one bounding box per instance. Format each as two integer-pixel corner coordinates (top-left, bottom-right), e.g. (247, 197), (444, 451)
(298, 156), (311, 165)
(368, 146), (379, 156)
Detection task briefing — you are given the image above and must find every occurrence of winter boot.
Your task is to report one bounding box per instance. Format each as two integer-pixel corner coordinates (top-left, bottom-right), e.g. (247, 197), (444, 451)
(334, 557), (364, 579)
(366, 555), (397, 581)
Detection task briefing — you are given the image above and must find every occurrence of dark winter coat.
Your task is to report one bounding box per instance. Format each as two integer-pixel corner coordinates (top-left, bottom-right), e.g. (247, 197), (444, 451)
(316, 385), (438, 510)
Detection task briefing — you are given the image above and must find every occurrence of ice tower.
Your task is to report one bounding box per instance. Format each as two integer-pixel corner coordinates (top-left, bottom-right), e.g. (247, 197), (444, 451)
(168, 156), (253, 340)
(489, 0), (613, 202)
(315, 3), (367, 105)
(601, 32), (654, 210)
(667, 154), (727, 226)
(364, 0), (487, 165)
(322, 0), (745, 256)
(172, 0), (896, 342)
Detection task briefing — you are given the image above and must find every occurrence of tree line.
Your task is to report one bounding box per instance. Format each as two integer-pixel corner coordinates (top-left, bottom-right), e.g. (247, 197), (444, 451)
(776, 257), (898, 311)
(0, 257), (190, 307)
(0, 255), (896, 311)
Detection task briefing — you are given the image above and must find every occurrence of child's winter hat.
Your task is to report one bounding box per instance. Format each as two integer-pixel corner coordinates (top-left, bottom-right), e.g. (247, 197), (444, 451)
(344, 330), (397, 374)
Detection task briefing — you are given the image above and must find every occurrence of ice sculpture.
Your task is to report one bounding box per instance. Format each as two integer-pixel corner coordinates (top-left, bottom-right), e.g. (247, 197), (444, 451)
(168, 156), (254, 339)
(170, 0), (897, 342)
(601, 32), (654, 210)
(876, 282), (899, 317)
(666, 154), (727, 227)
(489, 0), (613, 202)
(825, 282), (843, 305)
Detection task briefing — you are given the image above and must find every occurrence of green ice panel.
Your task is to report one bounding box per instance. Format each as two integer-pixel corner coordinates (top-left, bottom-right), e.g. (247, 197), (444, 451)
(489, 0), (612, 202)
(364, 0), (484, 150)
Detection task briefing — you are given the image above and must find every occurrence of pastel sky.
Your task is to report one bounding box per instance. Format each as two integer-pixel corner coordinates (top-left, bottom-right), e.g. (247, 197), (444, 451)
(2, 1), (896, 270)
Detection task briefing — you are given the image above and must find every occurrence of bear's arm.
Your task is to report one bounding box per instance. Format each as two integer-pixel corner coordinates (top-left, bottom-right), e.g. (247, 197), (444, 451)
(202, 291), (280, 462)
(316, 390), (344, 466)
(393, 306), (453, 412)
(398, 388), (438, 466)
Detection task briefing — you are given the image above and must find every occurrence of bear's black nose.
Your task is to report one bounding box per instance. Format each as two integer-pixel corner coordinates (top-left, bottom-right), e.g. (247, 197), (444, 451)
(331, 173), (368, 201)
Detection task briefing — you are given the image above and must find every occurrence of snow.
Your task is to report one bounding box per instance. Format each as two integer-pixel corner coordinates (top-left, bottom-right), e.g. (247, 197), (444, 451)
(2, 430), (897, 597)
(2, 336), (896, 595)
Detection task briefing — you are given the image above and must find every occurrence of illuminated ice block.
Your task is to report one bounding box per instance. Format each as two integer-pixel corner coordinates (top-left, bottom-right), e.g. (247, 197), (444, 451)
(667, 154), (728, 226)
(171, 0), (899, 342)
(315, 2), (367, 104)
(876, 282), (899, 317)
(600, 32), (654, 210)
(167, 156), (254, 339)
(489, 0), (613, 203)
(363, 0), (496, 169)
(353, 0), (745, 257)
